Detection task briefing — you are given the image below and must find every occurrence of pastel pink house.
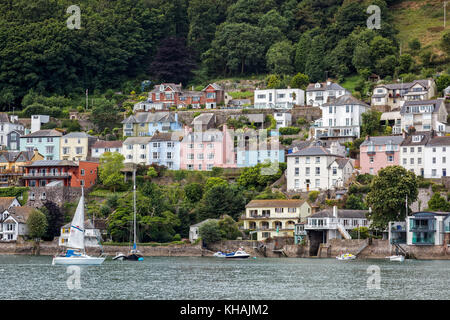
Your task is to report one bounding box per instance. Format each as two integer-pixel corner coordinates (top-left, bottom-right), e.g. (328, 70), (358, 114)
(180, 124), (236, 171)
(359, 135), (404, 175)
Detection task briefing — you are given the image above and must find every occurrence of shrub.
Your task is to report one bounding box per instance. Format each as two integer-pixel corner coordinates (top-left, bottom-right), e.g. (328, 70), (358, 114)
(308, 191), (320, 202)
(279, 127), (301, 135)
(349, 227), (370, 239)
(356, 174), (373, 185)
(172, 234), (182, 241)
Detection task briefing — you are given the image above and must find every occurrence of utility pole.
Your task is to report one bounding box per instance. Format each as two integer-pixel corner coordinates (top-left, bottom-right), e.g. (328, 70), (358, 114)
(85, 89), (88, 111)
(445, 1), (448, 28)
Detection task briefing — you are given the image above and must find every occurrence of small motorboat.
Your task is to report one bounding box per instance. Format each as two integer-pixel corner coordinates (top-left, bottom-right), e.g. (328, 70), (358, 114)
(213, 251), (226, 257)
(112, 252), (127, 261)
(336, 253), (356, 260)
(386, 255), (405, 262)
(225, 249), (250, 259)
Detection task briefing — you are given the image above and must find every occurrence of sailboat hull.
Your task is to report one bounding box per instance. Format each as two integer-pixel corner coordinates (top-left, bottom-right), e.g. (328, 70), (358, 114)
(52, 255), (105, 265)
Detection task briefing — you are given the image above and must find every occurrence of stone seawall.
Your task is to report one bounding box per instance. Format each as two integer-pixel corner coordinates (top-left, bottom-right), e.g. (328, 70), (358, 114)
(0, 241), (206, 257)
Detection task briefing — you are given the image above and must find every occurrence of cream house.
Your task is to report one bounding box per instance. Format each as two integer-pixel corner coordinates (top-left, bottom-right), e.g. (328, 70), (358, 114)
(240, 199), (312, 241)
(122, 136), (152, 165)
(60, 132), (97, 162)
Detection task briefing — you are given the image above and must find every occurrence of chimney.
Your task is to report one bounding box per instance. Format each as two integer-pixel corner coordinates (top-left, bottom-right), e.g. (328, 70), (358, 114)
(333, 205), (338, 218)
(366, 135), (370, 141)
(33, 148), (39, 159)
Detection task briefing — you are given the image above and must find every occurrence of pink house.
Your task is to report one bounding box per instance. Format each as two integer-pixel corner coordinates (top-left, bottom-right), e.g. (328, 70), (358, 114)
(180, 124), (236, 171)
(359, 135), (404, 175)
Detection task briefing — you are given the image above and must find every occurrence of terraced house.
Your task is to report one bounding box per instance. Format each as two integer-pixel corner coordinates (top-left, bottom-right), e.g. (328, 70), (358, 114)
(0, 149), (44, 187)
(400, 99), (447, 134)
(60, 132), (97, 161)
(20, 129), (62, 160)
(148, 132), (182, 170)
(122, 112), (182, 137)
(359, 135), (404, 175)
(122, 136), (152, 165)
(241, 199), (312, 241)
(91, 140), (123, 159)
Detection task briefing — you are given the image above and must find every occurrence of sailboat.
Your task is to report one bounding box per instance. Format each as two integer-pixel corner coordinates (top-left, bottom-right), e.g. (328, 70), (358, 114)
(112, 169), (143, 261)
(52, 189), (107, 265)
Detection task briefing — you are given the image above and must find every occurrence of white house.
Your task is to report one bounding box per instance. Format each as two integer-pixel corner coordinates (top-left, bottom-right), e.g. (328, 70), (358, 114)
(400, 99), (448, 134)
(444, 86), (450, 99)
(254, 88), (304, 109)
(305, 81), (350, 107)
(305, 206), (369, 243)
(91, 140), (123, 159)
(122, 136), (152, 165)
(406, 212), (448, 246)
(273, 111), (292, 129)
(286, 145), (353, 192)
(400, 131), (430, 177)
(313, 94), (370, 139)
(0, 205), (34, 241)
(371, 79), (437, 110)
(423, 136), (450, 179)
(0, 113), (25, 148)
(31, 115), (50, 133)
(59, 219), (102, 247)
(189, 219), (219, 243)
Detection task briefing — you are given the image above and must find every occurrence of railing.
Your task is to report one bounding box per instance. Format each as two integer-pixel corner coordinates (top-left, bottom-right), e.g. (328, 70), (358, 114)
(23, 172), (71, 178)
(409, 225), (435, 232)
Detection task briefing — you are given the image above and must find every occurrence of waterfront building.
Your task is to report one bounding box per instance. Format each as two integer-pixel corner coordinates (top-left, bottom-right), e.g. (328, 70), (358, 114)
(371, 79), (437, 110)
(286, 145), (353, 192)
(0, 205), (34, 241)
(306, 81), (350, 107)
(22, 160), (98, 188)
(91, 140), (123, 159)
(122, 136), (152, 165)
(241, 199), (312, 241)
(254, 88), (305, 108)
(148, 132), (182, 170)
(406, 211), (450, 246)
(388, 221), (407, 245)
(359, 135), (404, 175)
(313, 94), (370, 141)
(305, 207), (369, 255)
(189, 219), (219, 243)
(59, 219), (101, 247)
(60, 132), (97, 162)
(400, 99), (447, 134)
(122, 112), (182, 137)
(20, 129), (63, 160)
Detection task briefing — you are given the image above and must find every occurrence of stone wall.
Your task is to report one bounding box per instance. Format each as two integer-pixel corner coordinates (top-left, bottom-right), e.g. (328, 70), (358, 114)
(0, 240), (206, 257)
(26, 186), (93, 208)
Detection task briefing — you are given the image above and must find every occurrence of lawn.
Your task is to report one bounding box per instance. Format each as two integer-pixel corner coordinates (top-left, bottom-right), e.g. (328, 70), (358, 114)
(341, 75), (361, 94)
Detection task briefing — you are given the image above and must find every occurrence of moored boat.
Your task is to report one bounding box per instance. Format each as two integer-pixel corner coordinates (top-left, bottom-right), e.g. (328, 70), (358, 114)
(213, 251), (226, 257)
(225, 249), (250, 259)
(336, 253), (356, 260)
(386, 255), (405, 262)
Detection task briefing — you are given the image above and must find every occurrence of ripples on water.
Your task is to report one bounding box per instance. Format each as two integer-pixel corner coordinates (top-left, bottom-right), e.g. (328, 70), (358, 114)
(0, 255), (449, 300)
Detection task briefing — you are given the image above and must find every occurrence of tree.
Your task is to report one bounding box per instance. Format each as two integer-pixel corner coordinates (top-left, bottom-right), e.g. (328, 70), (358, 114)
(408, 38), (421, 51)
(149, 36), (196, 85)
(436, 74), (450, 94)
(27, 209), (48, 240)
(305, 34), (326, 82)
(266, 74), (282, 89)
(441, 31), (450, 56)
(427, 193), (450, 212)
(218, 216), (241, 240)
(40, 201), (65, 241)
(99, 152), (125, 191)
(237, 162), (285, 191)
(198, 184), (246, 221)
(397, 54), (414, 75)
(366, 166), (418, 230)
(184, 182), (204, 203)
(198, 220), (222, 244)
(266, 40), (295, 75)
(345, 194), (367, 210)
(290, 73), (309, 89)
(361, 109), (382, 137)
(147, 167), (158, 179)
(90, 99), (121, 133)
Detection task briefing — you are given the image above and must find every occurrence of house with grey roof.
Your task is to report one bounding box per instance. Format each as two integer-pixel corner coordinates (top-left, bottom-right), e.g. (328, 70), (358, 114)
(360, 135), (404, 175)
(122, 136), (153, 165)
(306, 81), (350, 107)
(122, 112), (181, 137)
(19, 129), (63, 160)
(400, 99), (447, 134)
(371, 79), (437, 110)
(286, 145), (354, 192)
(313, 94), (370, 142)
(444, 86), (450, 99)
(0, 205), (35, 241)
(60, 132), (98, 162)
(0, 113), (25, 149)
(91, 140), (123, 159)
(305, 206), (369, 254)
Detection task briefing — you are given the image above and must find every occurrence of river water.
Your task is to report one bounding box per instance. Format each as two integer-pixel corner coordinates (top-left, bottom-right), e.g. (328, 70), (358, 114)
(0, 255), (449, 300)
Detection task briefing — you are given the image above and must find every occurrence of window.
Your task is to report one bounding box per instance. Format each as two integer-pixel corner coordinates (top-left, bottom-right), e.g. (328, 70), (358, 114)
(433, 148), (436, 152)
(47, 137), (53, 142)
(198, 164), (202, 170)
(63, 147), (70, 155)
(140, 144), (146, 149)
(207, 164), (213, 170)
(410, 158), (414, 165)
(315, 167), (320, 175)
(167, 152), (172, 159)
(387, 155), (393, 162)
(332, 167), (337, 175)
(187, 153), (194, 160)
(153, 142), (160, 148)
(418, 158), (422, 165)
(187, 164), (194, 170)
(315, 179), (320, 188)
(294, 179), (300, 189)
(76, 147), (83, 154)
(306, 157), (310, 164)
(197, 154), (204, 160)
(207, 153), (214, 160)
(432, 157), (436, 164)
(410, 147), (414, 153)
(443, 157), (446, 164)
(188, 143), (194, 149)
(432, 169), (437, 177)
(295, 157), (299, 164)
(46, 146), (54, 154)
(443, 169), (447, 177)
(275, 208), (283, 213)
(140, 154), (146, 159)
(80, 169), (85, 176)
(153, 152), (159, 159)
(369, 157), (374, 163)
(403, 158), (407, 165)
(295, 168), (299, 176)
(403, 147), (407, 153)
(27, 138), (33, 143)
(315, 157), (320, 163)
(167, 142), (174, 148)
(418, 147), (422, 153)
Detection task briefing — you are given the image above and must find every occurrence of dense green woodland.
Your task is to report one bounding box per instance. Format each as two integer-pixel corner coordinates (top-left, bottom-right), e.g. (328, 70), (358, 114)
(3, 0), (449, 110)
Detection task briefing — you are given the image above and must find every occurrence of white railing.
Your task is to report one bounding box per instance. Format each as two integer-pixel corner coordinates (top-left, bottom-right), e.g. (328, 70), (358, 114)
(24, 172), (70, 178)
(336, 223), (352, 239)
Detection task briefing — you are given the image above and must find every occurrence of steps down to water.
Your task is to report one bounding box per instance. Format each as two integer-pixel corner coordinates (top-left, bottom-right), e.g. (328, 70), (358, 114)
(355, 239), (369, 257)
(336, 223), (352, 239)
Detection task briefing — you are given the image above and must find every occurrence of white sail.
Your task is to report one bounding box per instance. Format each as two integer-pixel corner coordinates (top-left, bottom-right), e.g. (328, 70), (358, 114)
(67, 191), (85, 250)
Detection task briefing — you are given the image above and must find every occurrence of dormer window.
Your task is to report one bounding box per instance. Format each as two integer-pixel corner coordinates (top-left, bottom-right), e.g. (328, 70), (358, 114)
(314, 83), (321, 88)
(412, 135), (422, 143)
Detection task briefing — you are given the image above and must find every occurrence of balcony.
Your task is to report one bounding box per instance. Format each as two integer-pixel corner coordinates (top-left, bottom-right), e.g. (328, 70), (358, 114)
(409, 220), (435, 232)
(23, 172), (71, 178)
(412, 234), (435, 245)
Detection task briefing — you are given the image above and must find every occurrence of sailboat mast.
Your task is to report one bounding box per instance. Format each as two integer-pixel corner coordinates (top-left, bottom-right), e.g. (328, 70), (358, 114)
(133, 168), (136, 246)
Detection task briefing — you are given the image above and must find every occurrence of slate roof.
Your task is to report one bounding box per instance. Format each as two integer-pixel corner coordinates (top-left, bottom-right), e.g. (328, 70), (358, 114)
(121, 112), (177, 124)
(400, 99), (444, 114)
(6, 206), (34, 224)
(25, 160), (78, 167)
(150, 132), (179, 142)
(202, 83), (223, 91)
(230, 114), (265, 123)
(360, 136), (404, 146)
(287, 146), (342, 158)
(310, 209), (368, 219)
(22, 129), (63, 138)
(377, 79), (431, 91)
(427, 136), (450, 146)
(92, 140), (123, 149)
(400, 131), (433, 146)
(333, 158), (352, 169)
(306, 82), (346, 92)
(246, 199), (307, 208)
(123, 137), (152, 145)
(323, 94), (370, 107)
(0, 197), (17, 211)
(0, 113), (11, 123)
(150, 83), (182, 93)
(63, 132), (95, 139)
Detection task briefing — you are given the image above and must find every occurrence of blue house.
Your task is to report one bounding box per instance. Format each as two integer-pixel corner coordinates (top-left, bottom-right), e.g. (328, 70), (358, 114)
(122, 112), (182, 137)
(406, 211), (449, 246)
(20, 129), (62, 160)
(236, 136), (285, 168)
(148, 132), (182, 170)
